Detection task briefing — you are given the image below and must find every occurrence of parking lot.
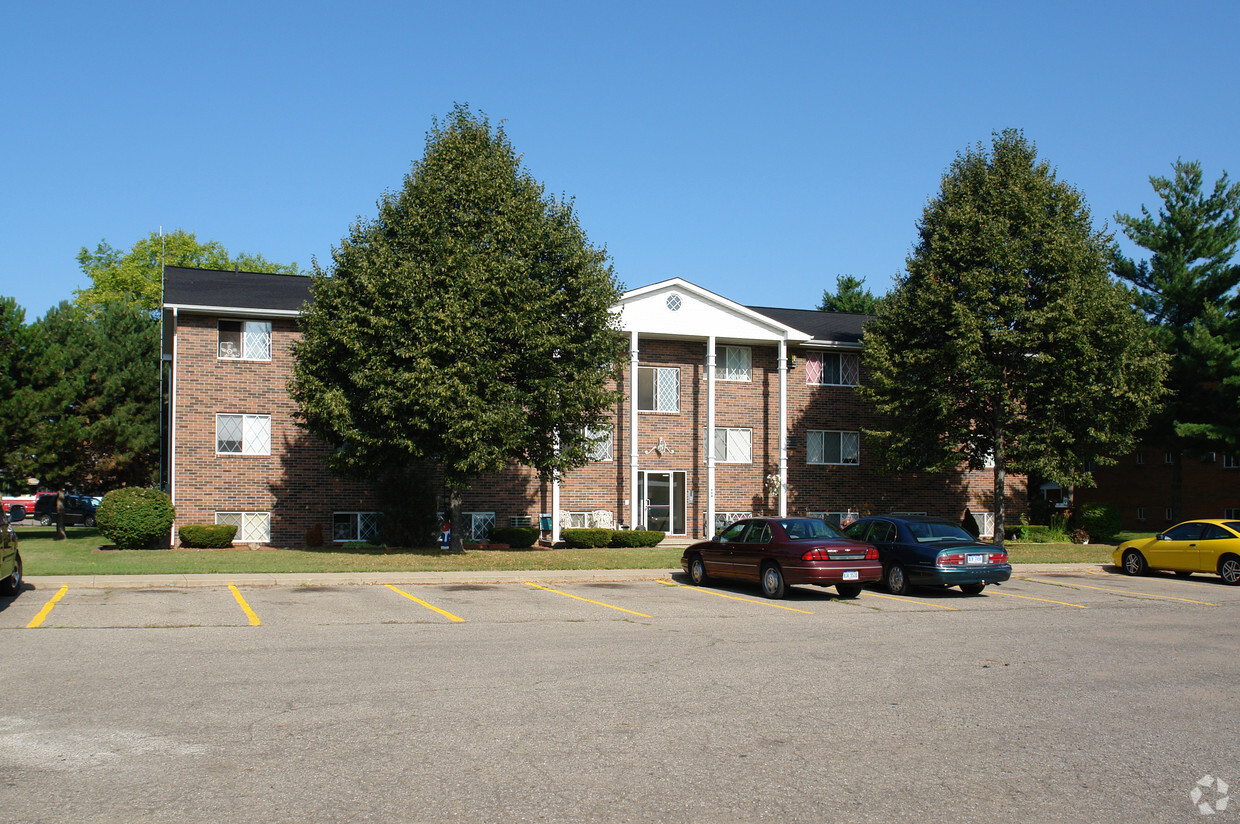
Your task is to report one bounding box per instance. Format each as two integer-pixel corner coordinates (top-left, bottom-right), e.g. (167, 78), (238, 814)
(2, 567), (1238, 822)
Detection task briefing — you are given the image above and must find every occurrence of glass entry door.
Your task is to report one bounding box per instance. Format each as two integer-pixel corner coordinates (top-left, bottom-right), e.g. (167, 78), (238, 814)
(638, 470), (686, 534)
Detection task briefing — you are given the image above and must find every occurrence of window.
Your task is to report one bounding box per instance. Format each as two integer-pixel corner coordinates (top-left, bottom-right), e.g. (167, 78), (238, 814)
(509, 515), (533, 528)
(710, 427), (752, 463)
(1136, 452), (1146, 465)
(1164, 451), (1175, 465)
(1225, 509), (1240, 520)
(218, 320), (272, 361)
(586, 426), (613, 461)
(805, 351), (860, 386)
(462, 512), (494, 541)
(216, 511), (270, 543)
(807, 430), (860, 465)
(216, 414), (271, 455)
(1165, 507), (1175, 522)
(710, 511), (752, 535)
(1136, 506), (1146, 522)
(715, 346), (751, 382)
(333, 512), (380, 542)
(1225, 455), (1240, 469)
(638, 367), (680, 412)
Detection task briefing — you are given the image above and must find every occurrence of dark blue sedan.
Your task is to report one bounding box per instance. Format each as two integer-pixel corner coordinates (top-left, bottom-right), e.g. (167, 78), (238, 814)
(842, 515), (1011, 595)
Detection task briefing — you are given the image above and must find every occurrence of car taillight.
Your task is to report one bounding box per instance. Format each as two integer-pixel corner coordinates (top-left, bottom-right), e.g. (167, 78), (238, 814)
(938, 552), (967, 566)
(990, 550), (1008, 564)
(802, 548), (830, 561)
(865, 547), (879, 560)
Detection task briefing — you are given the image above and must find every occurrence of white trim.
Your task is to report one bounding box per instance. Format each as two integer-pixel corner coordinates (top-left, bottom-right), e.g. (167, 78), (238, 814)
(779, 338), (787, 517)
(164, 303), (300, 318)
(170, 308), (178, 506)
(706, 336), (716, 540)
(629, 331), (639, 532)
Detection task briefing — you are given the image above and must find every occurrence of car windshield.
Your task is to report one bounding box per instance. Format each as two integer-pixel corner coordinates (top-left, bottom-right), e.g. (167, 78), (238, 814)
(906, 521), (975, 543)
(778, 519), (845, 540)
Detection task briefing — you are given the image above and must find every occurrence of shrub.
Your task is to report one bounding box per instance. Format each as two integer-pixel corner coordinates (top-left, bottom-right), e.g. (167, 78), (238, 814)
(1075, 502), (1121, 542)
(1049, 512), (1071, 543)
(178, 524), (237, 548)
(609, 530), (665, 547)
(561, 528), (611, 548)
(491, 526), (539, 548)
(1071, 528), (1091, 544)
(96, 488), (176, 549)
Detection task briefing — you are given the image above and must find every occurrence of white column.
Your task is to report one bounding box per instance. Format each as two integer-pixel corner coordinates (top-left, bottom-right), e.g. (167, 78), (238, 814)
(779, 338), (788, 517)
(706, 336), (717, 538)
(551, 431), (561, 545)
(630, 331), (640, 530)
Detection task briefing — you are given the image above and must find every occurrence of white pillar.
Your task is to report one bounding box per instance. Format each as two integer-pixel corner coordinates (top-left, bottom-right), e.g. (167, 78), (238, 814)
(551, 430), (561, 545)
(706, 336), (717, 538)
(630, 331), (640, 530)
(779, 338), (788, 517)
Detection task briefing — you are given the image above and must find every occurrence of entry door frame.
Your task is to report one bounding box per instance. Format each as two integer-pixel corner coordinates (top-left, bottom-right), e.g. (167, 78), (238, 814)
(638, 469), (687, 535)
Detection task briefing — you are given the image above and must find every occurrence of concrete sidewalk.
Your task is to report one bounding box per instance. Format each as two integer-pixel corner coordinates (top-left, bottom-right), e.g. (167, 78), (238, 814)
(22, 563), (1112, 590)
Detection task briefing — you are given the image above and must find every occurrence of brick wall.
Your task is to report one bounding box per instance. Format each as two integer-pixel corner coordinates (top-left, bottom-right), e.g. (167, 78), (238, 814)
(1076, 448), (1240, 530)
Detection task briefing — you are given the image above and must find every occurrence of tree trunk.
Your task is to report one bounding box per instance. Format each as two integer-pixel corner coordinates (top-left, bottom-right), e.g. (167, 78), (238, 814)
(448, 487), (465, 554)
(54, 490), (67, 542)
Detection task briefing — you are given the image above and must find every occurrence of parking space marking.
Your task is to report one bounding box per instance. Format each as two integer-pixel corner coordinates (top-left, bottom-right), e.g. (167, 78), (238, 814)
(861, 591), (960, 610)
(1022, 578), (1219, 606)
(989, 590), (1089, 608)
(229, 584), (262, 625)
(26, 584), (68, 628)
(659, 580), (815, 614)
(1088, 569), (1229, 590)
(385, 585), (466, 622)
(525, 582), (652, 617)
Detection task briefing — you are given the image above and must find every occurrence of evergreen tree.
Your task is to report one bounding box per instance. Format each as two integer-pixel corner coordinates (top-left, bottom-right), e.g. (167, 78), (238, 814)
(290, 105), (625, 550)
(862, 130), (1168, 544)
(818, 274), (882, 314)
(0, 297), (36, 493)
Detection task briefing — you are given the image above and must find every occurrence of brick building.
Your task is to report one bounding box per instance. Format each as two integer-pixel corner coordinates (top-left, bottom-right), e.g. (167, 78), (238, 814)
(161, 267), (1021, 547)
(1075, 447), (1240, 532)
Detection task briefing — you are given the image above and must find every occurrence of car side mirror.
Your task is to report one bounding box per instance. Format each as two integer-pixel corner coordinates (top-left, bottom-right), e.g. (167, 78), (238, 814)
(1156, 533), (1169, 541)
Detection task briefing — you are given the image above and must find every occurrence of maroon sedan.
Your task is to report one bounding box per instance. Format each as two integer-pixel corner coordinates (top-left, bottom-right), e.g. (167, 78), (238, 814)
(681, 517), (882, 599)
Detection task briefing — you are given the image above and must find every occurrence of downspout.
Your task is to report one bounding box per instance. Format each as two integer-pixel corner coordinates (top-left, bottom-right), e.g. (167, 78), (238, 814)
(778, 338), (788, 517)
(706, 336), (716, 538)
(630, 331), (639, 531)
(170, 307), (178, 518)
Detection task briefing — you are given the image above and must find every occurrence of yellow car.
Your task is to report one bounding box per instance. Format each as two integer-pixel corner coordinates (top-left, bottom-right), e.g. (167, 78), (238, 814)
(1114, 519), (1240, 584)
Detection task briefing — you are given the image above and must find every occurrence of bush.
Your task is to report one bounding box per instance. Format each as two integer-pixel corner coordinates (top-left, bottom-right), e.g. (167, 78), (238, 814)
(491, 526), (539, 548)
(1071, 528), (1091, 544)
(561, 528), (611, 548)
(178, 523), (237, 548)
(96, 488), (175, 549)
(608, 530), (665, 547)
(1075, 502), (1121, 542)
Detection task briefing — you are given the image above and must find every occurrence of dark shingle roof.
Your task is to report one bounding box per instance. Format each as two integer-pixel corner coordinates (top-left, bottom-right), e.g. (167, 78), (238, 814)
(162, 266), (311, 314)
(747, 305), (869, 345)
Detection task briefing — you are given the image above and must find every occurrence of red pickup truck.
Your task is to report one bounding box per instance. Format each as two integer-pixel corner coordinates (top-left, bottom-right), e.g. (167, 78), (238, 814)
(2, 496), (39, 522)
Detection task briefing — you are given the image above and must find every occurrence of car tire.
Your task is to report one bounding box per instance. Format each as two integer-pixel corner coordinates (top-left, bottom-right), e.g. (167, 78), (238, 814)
(835, 583), (862, 599)
(688, 554), (708, 586)
(39, 514), (51, 526)
(1122, 549), (1147, 576)
(1, 550), (21, 595)
(1219, 554), (1240, 586)
(886, 564), (911, 596)
(759, 562), (787, 599)
(959, 582), (985, 595)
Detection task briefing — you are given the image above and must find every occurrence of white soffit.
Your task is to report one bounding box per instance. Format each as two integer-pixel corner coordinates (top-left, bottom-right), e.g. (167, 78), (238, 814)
(615, 278), (811, 343)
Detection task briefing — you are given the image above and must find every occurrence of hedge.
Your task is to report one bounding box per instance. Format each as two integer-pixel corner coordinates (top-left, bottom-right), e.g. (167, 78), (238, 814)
(1075, 502), (1121, 541)
(96, 488), (176, 549)
(561, 528), (612, 548)
(608, 530), (666, 548)
(561, 528), (666, 548)
(178, 523), (237, 548)
(490, 526), (539, 548)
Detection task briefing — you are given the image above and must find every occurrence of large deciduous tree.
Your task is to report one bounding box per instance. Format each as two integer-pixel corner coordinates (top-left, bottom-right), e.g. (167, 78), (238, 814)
(290, 105), (626, 551)
(1112, 160), (1240, 519)
(0, 297), (36, 493)
(861, 130), (1168, 544)
(75, 229), (300, 311)
(818, 274), (883, 314)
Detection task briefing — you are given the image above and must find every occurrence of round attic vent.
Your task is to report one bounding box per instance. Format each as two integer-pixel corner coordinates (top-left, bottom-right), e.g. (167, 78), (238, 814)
(666, 293), (682, 311)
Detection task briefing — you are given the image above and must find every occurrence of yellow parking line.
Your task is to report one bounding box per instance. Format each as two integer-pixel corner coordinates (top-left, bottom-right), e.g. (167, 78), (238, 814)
(526, 582), (652, 617)
(861, 591), (960, 610)
(385, 584), (466, 622)
(990, 590), (1089, 608)
(660, 580), (814, 614)
(228, 584), (261, 626)
(1023, 578), (1218, 606)
(1088, 568), (1223, 589)
(26, 584), (69, 628)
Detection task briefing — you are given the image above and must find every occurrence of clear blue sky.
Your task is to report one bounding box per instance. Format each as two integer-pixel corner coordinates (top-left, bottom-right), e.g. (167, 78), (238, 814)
(3, 1), (1238, 320)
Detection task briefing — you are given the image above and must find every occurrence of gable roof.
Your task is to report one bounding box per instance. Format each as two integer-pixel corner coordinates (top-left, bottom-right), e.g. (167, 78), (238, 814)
(617, 278), (812, 344)
(747, 305), (869, 347)
(162, 266), (311, 316)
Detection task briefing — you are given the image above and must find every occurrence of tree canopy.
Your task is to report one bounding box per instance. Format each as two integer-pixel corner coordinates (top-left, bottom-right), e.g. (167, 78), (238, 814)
(0, 297), (35, 494)
(818, 274), (882, 314)
(290, 105), (626, 550)
(861, 130), (1168, 543)
(75, 229), (300, 310)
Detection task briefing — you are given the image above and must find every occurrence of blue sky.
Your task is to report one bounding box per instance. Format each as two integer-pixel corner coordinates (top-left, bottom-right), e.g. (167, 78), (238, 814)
(3, 1), (1238, 320)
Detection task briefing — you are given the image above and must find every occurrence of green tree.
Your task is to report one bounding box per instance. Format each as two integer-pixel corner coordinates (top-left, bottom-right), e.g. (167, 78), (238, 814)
(0, 297), (36, 493)
(75, 229), (301, 311)
(290, 105), (626, 551)
(818, 274), (882, 314)
(861, 130), (1168, 544)
(26, 301), (160, 537)
(1113, 160), (1240, 519)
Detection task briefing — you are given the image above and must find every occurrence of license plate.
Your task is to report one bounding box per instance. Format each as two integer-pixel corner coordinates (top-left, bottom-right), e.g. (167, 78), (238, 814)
(967, 554), (985, 565)
(842, 571), (859, 581)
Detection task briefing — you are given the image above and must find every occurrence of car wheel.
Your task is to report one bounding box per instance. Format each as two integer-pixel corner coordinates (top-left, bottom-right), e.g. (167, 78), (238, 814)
(1122, 549), (1147, 576)
(688, 554), (708, 586)
(1, 551), (21, 595)
(886, 564), (911, 596)
(759, 563), (787, 599)
(39, 514), (51, 526)
(1219, 554), (1240, 586)
(835, 583), (862, 599)
(959, 582), (985, 595)
(85, 516), (96, 527)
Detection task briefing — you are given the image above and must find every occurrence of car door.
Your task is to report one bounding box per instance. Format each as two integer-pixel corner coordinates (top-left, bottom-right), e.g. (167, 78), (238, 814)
(704, 521), (750, 578)
(1195, 523), (1236, 574)
(731, 521), (772, 582)
(1147, 522), (1203, 571)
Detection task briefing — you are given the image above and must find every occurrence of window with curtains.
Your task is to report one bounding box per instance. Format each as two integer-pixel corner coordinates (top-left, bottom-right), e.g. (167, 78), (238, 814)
(637, 366), (680, 412)
(218, 320), (272, 361)
(807, 430), (860, 465)
(804, 351), (859, 386)
(714, 346), (751, 381)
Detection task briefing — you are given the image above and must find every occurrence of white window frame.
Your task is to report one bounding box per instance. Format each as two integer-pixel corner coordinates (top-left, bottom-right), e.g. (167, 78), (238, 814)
(215, 511), (271, 543)
(1224, 508), (1240, 520)
(1136, 506), (1147, 522)
(462, 511), (495, 542)
(333, 511), (381, 542)
(637, 366), (680, 413)
(807, 510), (860, 528)
(586, 426), (613, 461)
(710, 427), (753, 464)
(216, 414), (271, 456)
(807, 430), (861, 465)
(1225, 455), (1240, 470)
(1136, 452), (1146, 465)
(1164, 451), (1175, 465)
(805, 351), (860, 387)
(715, 346), (752, 382)
(1165, 507), (1175, 522)
(709, 511), (752, 535)
(218, 320), (272, 361)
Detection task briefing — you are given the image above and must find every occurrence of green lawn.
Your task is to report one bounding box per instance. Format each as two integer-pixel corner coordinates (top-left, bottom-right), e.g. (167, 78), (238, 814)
(16, 525), (1122, 576)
